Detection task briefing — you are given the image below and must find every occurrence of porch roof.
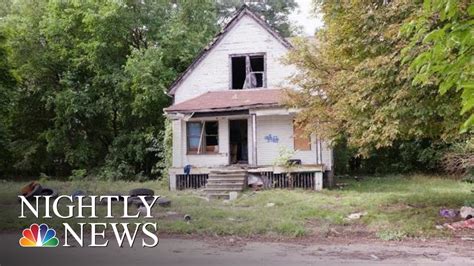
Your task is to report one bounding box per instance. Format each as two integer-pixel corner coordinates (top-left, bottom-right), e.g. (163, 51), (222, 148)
(164, 88), (284, 113)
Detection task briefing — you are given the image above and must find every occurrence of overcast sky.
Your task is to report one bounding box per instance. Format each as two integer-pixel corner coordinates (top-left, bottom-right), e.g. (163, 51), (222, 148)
(289, 0), (324, 36)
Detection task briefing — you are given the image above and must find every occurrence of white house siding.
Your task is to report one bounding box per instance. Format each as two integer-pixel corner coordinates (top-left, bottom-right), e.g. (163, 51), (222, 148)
(256, 115), (332, 170)
(173, 15), (297, 104)
(172, 114), (332, 170)
(174, 116), (252, 168)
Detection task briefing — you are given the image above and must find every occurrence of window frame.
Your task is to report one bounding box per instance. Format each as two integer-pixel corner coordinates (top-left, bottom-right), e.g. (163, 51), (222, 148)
(229, 52), (266, 90)
(186, 121), (219, 155)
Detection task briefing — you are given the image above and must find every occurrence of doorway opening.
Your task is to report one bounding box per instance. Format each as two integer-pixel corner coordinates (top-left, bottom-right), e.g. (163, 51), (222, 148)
(229, 119), (248, 164)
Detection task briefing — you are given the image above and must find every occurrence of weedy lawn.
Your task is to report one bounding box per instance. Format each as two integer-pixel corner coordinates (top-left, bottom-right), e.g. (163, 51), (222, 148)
(0, 175), (472, 240)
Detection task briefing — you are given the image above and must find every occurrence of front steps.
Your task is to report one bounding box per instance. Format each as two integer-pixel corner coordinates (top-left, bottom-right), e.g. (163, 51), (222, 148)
(204, 170), (247, 199)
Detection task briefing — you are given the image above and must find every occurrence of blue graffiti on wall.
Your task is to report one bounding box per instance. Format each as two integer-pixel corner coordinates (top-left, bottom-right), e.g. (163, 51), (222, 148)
(264, 134), (279, 143)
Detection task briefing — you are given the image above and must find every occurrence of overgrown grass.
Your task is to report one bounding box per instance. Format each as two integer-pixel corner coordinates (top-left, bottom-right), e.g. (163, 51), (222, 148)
(0, 175), (472, 240)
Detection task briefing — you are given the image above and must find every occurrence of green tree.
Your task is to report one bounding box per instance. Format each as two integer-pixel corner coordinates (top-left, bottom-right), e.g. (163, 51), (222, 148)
(217, 0), (299, 37)
(1, 0), (218, 179)
(285, 0), (467, 172)
(0, 31), (16, 175)
(402, 0), (473, 132)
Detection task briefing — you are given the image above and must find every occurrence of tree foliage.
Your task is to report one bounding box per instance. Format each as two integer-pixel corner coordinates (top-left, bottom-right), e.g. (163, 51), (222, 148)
(402, 0), (473, 131)
(217, 0), (299, 37)
(286, 0), (470, 172)
(0, 0), (297, 179)
(0, 0), (218, 179)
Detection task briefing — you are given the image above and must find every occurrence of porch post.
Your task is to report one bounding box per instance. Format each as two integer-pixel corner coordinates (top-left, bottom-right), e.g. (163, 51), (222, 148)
(251, 114), (257, 166)
(314, 171), (323, 191)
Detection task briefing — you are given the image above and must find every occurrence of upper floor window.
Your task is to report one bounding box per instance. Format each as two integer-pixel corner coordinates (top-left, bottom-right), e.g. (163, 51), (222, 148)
(231, 53), (265, 89)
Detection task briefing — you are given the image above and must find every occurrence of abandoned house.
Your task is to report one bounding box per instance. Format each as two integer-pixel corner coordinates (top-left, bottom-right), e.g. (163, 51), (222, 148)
(164, 6), (333, 197)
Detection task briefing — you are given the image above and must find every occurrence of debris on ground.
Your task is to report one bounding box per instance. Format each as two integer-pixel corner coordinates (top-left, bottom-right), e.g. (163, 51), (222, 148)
(157, 197), (171, 207)
(439, 208), (459, 218)
(229, 192), (238, 201)
(443, 218), (474, 230)
(20, 181), (58, 200)
(346, 212), (368, 220)
(184, 214), (191, 222)
(39, 187), (58, 198)
(126, 188), (172, 208)
(248, 174), (264, 190)
(129, 188), (154, 197)
(138, 206), (147, 215)
(370, 254), (379, 260)
(336, 183), (349, 189)
(266, 202), (275, 207)
(71, 190), (86, 198)
(460, 206), (474, 219)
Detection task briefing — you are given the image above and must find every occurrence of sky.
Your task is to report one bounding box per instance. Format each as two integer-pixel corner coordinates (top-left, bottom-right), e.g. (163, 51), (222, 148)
(289, 0), (324, 36)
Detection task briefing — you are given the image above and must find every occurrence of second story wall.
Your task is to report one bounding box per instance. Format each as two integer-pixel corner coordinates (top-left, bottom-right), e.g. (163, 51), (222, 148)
(173, 14), (297, 104)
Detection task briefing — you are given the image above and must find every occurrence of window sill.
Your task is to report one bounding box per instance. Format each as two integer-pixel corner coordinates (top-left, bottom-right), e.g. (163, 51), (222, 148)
(186, 152), (220, 155)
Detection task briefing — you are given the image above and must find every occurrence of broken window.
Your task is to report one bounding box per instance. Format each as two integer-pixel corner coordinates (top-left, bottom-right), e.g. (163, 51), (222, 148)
(187, 121), (219, 154)
(293, 122), (311, 151)
(231, 54), (265, 89)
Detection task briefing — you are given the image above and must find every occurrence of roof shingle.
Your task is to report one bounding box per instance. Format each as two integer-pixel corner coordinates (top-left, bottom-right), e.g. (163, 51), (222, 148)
(164, 89), (284, 113)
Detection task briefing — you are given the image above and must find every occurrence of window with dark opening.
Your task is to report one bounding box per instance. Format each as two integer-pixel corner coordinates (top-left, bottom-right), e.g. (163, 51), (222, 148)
(231, 56), (246, 89)
(231, 54), (265, 89)
(187, 121), (219, 154)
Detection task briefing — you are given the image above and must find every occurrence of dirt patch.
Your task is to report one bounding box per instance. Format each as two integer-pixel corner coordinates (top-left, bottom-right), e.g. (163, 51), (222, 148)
(305, 218), (375, 239)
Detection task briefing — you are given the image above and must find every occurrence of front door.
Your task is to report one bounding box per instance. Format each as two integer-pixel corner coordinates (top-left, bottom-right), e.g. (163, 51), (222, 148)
(229, 119), (248, 164)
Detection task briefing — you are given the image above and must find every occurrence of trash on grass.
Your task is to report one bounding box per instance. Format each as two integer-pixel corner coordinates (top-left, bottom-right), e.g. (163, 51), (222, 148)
(72, 190), (86, 198)
(266, 202), (275, 207)
(443, 218), (474, 230)
(184, 214), (191, 222)
(138, 206), (147, 215)
(439, 208), (459, 218)
(460, 206), (474, 219)
(229, 192), (238, 201)
(157, 197), (171, 207)
(347, 212), (368, 220)
(248, 174), (264, 190)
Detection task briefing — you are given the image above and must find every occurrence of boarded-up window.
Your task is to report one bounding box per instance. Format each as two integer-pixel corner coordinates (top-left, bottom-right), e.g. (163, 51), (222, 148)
(293, 122), (311, 151)
(187, 121), (219, 154)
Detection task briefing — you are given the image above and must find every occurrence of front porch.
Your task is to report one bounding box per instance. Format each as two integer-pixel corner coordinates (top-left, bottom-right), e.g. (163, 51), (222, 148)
(169, 165), (326, 197)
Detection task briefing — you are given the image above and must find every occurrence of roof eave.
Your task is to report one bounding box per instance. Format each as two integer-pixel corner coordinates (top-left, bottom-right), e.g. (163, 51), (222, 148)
(164, 103), (282, 115)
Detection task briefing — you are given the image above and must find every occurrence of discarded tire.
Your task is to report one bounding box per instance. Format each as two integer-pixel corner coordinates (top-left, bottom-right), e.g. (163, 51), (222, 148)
(23, 184), (43, 200)
(129, 196), (155, 207)
(157, 198), (171, 207)
(39, 188), (58, 198)
(129, 188), (154, 197)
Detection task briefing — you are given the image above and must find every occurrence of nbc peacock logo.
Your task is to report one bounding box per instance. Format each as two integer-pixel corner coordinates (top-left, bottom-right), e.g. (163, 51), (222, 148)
(19, 223), (59, 247)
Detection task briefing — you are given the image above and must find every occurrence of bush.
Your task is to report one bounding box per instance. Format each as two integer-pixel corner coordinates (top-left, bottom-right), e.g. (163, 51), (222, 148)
(442, 140), (474, 177)
(69, 169), (87, 181)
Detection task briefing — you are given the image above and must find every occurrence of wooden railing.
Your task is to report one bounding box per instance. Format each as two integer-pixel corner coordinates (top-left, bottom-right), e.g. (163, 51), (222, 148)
(176, 174), (208, 190)
(176, 171), (317, 190)
(259, 171), (315, 189)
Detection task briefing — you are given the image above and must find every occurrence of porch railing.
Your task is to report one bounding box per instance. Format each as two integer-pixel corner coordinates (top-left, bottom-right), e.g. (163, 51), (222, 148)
(176, 174), (208, 190)
(175, 171), (317, 190)
(259, 171), (315, 189)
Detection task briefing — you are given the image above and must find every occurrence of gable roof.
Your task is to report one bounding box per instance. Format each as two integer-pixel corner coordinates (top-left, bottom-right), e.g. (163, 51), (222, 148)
(164, 88), (283, 113)
(167, 5), (292, 96)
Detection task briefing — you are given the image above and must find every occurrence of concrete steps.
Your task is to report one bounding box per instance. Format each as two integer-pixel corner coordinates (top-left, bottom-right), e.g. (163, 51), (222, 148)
(204, 170), (247, 199)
